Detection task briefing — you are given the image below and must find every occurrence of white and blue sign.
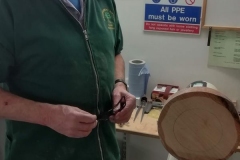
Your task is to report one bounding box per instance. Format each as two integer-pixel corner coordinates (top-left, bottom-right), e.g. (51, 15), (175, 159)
(144, 0), (203, 34)
(145, 4), (201, 24)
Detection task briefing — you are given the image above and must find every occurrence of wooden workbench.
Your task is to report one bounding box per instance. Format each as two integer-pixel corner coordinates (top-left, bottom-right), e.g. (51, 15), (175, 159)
(116, 108), (240, 152)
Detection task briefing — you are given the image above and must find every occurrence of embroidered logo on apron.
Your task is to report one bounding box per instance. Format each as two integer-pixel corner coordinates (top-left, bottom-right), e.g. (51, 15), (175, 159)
(102, 9), (115, 30)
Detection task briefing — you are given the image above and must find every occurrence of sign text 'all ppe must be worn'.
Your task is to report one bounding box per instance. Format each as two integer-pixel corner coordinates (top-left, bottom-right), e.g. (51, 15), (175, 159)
(144, 0), (203, 35)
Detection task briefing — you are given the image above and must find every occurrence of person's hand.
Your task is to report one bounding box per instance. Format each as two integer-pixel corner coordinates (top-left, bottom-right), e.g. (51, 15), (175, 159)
(110, 83), (136, 123)
(45, 104), (97, 138)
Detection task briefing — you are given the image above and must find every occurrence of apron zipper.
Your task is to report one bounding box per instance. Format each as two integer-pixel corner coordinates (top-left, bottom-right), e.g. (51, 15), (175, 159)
(83, 30), (104, 160)
(58, 1), (103, 160)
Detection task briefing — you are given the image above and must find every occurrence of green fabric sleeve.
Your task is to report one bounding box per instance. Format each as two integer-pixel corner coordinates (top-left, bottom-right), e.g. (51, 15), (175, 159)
(0, 0), (15, 83)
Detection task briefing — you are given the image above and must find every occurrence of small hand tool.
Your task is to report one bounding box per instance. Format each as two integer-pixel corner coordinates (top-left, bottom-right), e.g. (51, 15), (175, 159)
(144, 100), (153, 114)
(97, 96), (126, 121)
(133, 96), (148, 122)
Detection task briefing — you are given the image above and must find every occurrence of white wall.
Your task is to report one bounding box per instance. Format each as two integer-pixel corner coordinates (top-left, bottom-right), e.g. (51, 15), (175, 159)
(116, 132), (169, 160)
(0, 0), (240, 159)
(116, 132), (240, 160)
(115, 0), (240, 111)
(115, 0), (240, 159)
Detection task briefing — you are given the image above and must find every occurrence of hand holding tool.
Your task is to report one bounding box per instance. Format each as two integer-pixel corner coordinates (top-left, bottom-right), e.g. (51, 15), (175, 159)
(97, 96), (126, 121)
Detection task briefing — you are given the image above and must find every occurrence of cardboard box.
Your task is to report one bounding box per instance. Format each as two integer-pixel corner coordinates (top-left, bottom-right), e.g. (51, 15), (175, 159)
(151, 84), (179, 107)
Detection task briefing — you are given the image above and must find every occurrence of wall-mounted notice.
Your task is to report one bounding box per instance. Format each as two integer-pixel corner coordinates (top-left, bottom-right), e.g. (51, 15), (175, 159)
(208, 31), (240, 69)
(144, 0), (203, 35)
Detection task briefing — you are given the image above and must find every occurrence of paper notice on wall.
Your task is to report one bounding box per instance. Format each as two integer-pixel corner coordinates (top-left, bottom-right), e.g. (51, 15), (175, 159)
(208, 30), (240, 69)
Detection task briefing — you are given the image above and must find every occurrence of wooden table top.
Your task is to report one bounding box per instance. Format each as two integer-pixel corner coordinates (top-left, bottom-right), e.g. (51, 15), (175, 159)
(116, 108), (160, 138)
(116, 108), (240, 152)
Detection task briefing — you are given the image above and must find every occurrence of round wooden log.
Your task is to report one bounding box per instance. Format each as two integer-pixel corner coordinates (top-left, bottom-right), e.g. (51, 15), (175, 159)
(158, 87), (240, 160)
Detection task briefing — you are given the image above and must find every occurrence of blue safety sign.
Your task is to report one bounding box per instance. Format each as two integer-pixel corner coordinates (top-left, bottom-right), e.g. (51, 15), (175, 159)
(144, 0), (203, 35)
(153, 0), (161, 3)
(169, 0), (178, 4)
(145, 5), (201, 24)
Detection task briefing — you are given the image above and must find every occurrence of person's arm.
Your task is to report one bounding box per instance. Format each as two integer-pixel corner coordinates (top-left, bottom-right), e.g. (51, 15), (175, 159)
(0, 87), (51, 125)
(114, 54), (126, 90)
(111, 54), (136, 123)
(0, 1), (97, 138)
(0, 88), (97, 138)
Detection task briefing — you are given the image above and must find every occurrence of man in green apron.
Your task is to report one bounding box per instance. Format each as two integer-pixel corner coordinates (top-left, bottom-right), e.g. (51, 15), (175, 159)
(0, 0), (136, 159)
